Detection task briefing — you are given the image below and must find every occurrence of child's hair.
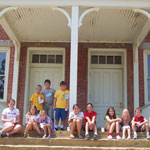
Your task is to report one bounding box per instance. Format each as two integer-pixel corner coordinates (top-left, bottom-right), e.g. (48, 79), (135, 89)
(8, 99), (15, 104)
(36, 85), (42, 89)
(39, 110), (47, 116)
(44, 79), (51, 85)
(122, 109), (130, 120)
(27, 105), (38, 115)
(135, 107), (142, 113)
(105, 107), (116, 119)
(86, 103), (93, 108)
(73, 104), (80, 109)
(60, 81), (67, 86)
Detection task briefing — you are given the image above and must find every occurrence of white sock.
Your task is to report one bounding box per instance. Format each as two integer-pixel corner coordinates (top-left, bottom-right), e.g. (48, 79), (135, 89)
(134, 132), (137, 136)
(54, 125), (58, 128)
(147, 132), (149, 136)
(60, 125), (64, 128)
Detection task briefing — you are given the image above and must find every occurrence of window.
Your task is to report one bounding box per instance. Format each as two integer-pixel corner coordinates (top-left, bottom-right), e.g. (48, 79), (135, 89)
(91, 55), (122, 65)
(0, 50), (9, 101)
(32, 54), (63, 64)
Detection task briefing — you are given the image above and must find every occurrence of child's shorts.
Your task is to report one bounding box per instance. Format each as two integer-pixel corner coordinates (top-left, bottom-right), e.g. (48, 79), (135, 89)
(40, 123), (54, 132)
(136, 125), (145, 132)
(55, 108), (67, 121)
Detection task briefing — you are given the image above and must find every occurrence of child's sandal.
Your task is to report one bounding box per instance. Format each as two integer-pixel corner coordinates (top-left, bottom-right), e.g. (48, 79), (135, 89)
(78, 135), (83, 139)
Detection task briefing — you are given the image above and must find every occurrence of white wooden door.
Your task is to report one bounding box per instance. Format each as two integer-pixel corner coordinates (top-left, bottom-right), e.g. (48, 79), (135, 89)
(89, 69), (123, 127)
(28, 67), (63, 108)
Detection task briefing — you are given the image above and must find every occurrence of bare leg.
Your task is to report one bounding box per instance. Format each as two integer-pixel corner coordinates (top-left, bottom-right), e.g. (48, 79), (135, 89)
(93, 124), (98, 135)
(47, 124), (52, 136)
(116, 121), (120, 134)
(109, 122), (116, 134)
(24, 122), (33, 135)
(43, 126), (47, 136)
(32, 122), (41, 134)
(70, 119), (76, 138)
(132, 123), (137, 132)
(55, 120), (59, 125)
(85, 122), (89, 135)
(122, 128), (126, 139)
(8, 124), (22, 135)
(127, 127), (131, 139)
(76, 119), (82, 137)
(1, 123), (15, 134)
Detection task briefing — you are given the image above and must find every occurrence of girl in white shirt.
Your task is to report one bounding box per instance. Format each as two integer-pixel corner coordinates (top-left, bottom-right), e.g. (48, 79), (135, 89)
(24, 105), (41, 137)
(68, 104), (84, 139)
(0, 99), (22, 137)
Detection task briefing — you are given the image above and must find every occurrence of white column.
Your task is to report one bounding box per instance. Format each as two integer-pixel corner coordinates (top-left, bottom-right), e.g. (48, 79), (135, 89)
(12, 45), (20, 107)
(133, 43), (139, 110)
(69, 6), (79, 113)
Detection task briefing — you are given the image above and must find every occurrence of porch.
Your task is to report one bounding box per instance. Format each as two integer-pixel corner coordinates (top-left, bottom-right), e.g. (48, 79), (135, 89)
(0, 0), (150, 126)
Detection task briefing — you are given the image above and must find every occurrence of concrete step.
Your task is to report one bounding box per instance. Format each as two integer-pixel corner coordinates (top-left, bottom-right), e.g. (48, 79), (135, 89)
(14, 127), (147, 139)
(0, 137), (150, 147)
(0, 145), (150, 150)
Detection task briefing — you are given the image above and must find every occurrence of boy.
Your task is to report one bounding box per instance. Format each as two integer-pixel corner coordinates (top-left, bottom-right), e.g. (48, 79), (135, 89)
(53, 81), (69, 130)
(30, 85), (44, 112)
(41, 79), (55, 121)
(132, 107), (150, 139)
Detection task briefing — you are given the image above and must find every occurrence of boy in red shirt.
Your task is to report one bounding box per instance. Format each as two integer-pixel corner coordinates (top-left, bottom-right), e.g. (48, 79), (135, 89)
(84, 103), (98, 140)
(132, 107), (149, 139)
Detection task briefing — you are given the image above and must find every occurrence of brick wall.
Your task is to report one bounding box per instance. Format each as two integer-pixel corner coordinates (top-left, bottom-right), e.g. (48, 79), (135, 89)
(7, 47), (15, 102)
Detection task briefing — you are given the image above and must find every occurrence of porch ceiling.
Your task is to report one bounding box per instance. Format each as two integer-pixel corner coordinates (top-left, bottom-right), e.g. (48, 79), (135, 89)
(0, 7), (149, 43)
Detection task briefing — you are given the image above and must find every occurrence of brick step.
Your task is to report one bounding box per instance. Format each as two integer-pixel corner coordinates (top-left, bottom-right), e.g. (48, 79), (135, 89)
(0, 145), (150, 150)
(0, 137), (150, 147)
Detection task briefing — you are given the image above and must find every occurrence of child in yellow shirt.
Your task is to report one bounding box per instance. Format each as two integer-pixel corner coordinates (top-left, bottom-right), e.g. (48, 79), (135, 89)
(30, 85), (44, 112)
(53, 81), (69, 130)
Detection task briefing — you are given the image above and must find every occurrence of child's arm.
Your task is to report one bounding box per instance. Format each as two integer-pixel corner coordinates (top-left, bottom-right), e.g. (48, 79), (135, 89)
(140, 118), (148, 126)
(16, 115), (20, 124)
(1, 114), (14, 123)
(53, 98), (57, 110)
(105, 116), (120, 123)
(66, 99), (69, 111)
(85, 116), (92, 124)
(91, 116), (96, 124)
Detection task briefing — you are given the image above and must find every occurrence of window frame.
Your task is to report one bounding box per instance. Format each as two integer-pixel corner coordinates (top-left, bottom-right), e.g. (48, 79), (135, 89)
(0, 48), (10, 102)
(144, 50), (150, 104)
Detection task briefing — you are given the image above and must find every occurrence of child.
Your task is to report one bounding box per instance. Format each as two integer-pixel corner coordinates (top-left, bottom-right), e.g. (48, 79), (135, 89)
(105, 107), (121, 139)
(53, 81), (69, 130)
(0, 99), (22, 137)
(120, 109), (131, 139)
(39, 110), (54, 139)
(24, 105), (41, 138)
(68, 104), (84, 139)
(131, 107), (150, 139)
(41, 79), (55, 121)
(30, 85), (44, 112)
(84, 103), (98, 140)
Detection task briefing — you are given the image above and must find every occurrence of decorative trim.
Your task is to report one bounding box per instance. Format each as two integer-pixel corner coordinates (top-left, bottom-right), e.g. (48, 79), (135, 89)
(52, 7), (71, 28)
(79, 8), (99, 27)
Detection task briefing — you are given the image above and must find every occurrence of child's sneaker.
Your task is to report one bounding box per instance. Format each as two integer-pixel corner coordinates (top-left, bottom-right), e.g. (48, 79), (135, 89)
(1, 133), (9, 138)
(133, 134), (137, 139)
(60, 127), (64, 131)
(122, 136), (125, 139)
(85, 134), (90, 140)
(93, 134), (98, 140)
(47, 135), (51, 139)
(107, 135), (112, 139)
(147, 135), (150, 140)
(116, 135), (121, 140)
(42, 135), (47, 139)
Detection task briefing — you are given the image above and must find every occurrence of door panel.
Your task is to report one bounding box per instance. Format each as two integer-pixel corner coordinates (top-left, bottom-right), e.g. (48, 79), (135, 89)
(28, 67), (63, 110)
(89, 69), (123, 127)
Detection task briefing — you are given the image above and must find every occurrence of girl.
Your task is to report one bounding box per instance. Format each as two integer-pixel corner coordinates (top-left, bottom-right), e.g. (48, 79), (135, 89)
(39, 110), (54, 138)
(0, 99), (22, 137)
(84, 103), (98, 140)
(105, 107), (121, 139)
(120, 109), (131, 139)
(24, 105), (41, 138)
(68, 104), (84, 139)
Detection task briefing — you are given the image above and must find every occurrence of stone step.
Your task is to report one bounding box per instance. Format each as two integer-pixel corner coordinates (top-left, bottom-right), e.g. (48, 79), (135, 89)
(0, 137), (150, 147)
(14, 127), (147, 139)
(0, 145), (150, 150)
